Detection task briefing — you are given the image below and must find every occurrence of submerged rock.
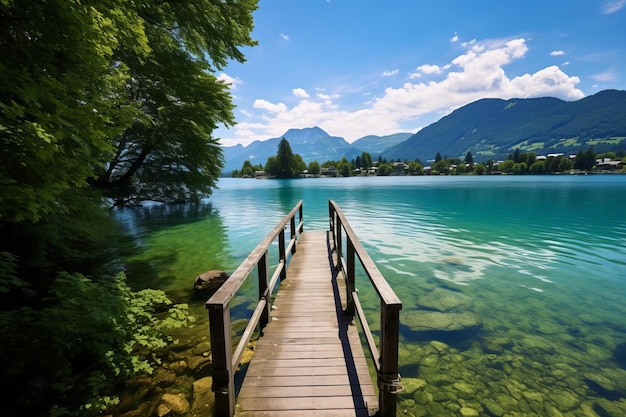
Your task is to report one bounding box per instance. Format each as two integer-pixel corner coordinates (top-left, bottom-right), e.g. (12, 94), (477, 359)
(191, 377), (214, 415)
(417, 288), (472, 312)
(404, 310), (482, 333)
(160, 393), (190, 415)
(193, 270), (229, 291)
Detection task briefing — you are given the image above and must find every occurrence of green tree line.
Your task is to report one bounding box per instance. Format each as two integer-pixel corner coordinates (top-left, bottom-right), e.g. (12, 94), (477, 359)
(1, 1), (257, 415)
(234, 139), (624, 178)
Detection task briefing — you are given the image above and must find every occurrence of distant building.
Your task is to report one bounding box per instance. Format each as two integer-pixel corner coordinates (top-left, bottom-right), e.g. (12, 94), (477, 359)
(596, 158), (624, 170)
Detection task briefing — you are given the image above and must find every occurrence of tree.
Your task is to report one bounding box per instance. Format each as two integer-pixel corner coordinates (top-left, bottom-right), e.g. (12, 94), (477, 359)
(529, 161), (545, 173)
(337, 158), (352, 177)
(408, 161), (423, 175)
(574, 148), (596, 171)
(308, 161), (321, 175)
(435, 152), (443, 163)
(361, 152), (373, 169)
(499, 159), (515, 174)
(474, 163), (487, 175)
(377, 163), (392, 176)
(91, 1), (258, 206)
(0, 0), (258, 414)
(464, 151), (474, 167)
(272, 138), (302, 178)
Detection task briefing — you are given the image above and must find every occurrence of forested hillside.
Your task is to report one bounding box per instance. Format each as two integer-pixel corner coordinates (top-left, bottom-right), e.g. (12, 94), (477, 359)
(384, 89), (626, 162)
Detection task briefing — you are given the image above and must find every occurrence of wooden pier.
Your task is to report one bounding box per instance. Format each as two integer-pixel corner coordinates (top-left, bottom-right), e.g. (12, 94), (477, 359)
(207, 201), (402, 417)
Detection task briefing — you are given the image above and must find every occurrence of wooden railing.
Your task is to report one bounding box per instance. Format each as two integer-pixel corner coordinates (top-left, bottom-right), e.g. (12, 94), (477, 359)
(328, 200), (403, 417)
(206, 201), (304, 417)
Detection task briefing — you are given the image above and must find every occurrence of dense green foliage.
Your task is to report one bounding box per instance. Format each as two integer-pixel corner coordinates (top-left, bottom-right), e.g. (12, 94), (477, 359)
(0, 0), (257, 415)
(264, 138), (306, 178)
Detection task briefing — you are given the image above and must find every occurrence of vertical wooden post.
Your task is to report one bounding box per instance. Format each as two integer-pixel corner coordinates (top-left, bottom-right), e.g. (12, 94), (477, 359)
(258, 251), (270, 328)
(290, 215), (296, 255)
(336, 216), (342, 264)
(278, 229), (286, 281)
(298, 203), (304, 233)
(379, 303), (402, 417)
(207, 303), (234, 417)
(346, 238), (355, 315)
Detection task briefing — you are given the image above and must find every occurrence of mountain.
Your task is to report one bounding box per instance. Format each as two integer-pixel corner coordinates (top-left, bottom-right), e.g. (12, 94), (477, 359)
(351, 133), (413, 156)
(383, 89), (626, 163)
(221, 129), (415, 174)
(221, 127), (359, 174)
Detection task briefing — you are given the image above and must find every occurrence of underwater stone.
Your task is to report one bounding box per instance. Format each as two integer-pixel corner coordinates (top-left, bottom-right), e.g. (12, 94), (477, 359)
(417, 288), (472, 312)
(413, 390), (433, 405)
(544, 404), (564, 417)
(495, 393), (519, 411)
(403, 310), (482, 332)
(431, 391), (451, 402)
(481, 398), (505, 416)
(427, 374), (456, 387)
(430, 340), (449, 352)
(400, 378), (427, 394)
(191, 377), (214, 415)
(161, 393), (190, 415)
(421, 354), (439, 367)
(459, 406), (479, 417)
(522, 390), (544, 403)
(480, 337), (513, 354)
(452, 381), (475, 399)
(550, 390), (581, 411)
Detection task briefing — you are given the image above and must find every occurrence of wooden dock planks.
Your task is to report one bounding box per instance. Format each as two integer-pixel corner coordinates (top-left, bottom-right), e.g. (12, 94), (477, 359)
(236, 231), (378, 417)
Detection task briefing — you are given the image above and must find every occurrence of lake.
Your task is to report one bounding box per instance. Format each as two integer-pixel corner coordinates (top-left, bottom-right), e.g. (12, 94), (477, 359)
(116, 175), (626, 416)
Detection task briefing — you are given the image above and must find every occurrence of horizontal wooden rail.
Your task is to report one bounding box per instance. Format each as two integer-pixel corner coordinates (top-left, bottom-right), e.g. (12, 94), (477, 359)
(328, 200), (403, 417)
(206, 201), (304, 417)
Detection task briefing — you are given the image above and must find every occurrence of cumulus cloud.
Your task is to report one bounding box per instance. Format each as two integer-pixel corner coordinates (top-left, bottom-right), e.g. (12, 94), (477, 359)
(550, 50), (565, 56)
(292, 88), (310, 98)
(602, 0), (626, 14)
(450, 33), (459, 43)
(220, 37), (584, 146)
(253, 99), (287, 113)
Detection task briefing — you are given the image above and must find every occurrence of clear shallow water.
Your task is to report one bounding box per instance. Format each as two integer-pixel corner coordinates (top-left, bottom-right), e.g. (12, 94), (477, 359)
(116, 175), (626, 416)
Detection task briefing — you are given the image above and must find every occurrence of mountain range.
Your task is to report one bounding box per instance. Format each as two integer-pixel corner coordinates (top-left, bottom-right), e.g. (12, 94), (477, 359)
(221, 89), (626, 173)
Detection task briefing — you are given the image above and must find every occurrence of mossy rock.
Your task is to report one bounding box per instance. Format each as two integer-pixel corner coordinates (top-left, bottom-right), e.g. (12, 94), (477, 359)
(401, 377), (427, 394)
(417, 288), (472, 312)
(403, 310), (482, 333)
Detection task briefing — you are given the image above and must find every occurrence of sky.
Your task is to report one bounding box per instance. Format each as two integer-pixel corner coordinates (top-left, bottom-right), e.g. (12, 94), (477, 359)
(214, 0), (626, 147)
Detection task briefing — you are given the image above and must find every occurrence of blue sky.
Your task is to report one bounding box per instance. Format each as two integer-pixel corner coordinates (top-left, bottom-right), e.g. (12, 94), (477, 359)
(215, 0), (626, 147)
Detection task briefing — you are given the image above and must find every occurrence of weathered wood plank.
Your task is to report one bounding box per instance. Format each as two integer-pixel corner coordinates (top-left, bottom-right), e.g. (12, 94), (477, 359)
(238, 396), (374, 410)
(235, 231), (377, 417)
(237, 411), (373, 417)
(244, 364), (372, 377)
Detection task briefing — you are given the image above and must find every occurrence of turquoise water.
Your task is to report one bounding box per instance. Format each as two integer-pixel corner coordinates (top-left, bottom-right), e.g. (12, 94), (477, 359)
(117, 175), (626, 416)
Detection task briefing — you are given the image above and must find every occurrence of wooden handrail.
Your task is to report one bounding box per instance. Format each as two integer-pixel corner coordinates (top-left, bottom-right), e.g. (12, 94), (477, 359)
(206, 201), (304, 417)
(328, 200), (403, 417)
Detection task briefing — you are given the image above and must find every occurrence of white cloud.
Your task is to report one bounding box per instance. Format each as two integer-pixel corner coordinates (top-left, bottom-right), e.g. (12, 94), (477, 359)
(383, 69), (399, 76)
(550, 50), (565, 56)
(220, 38), (584, 146)
(292, 88), (310, 98)
(416, 64), (445, 75)
(253, 99), (287, 113)
(450, 33), (459, 43)
(280, 33), (290, 40)
(602, 0), (626, 14)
